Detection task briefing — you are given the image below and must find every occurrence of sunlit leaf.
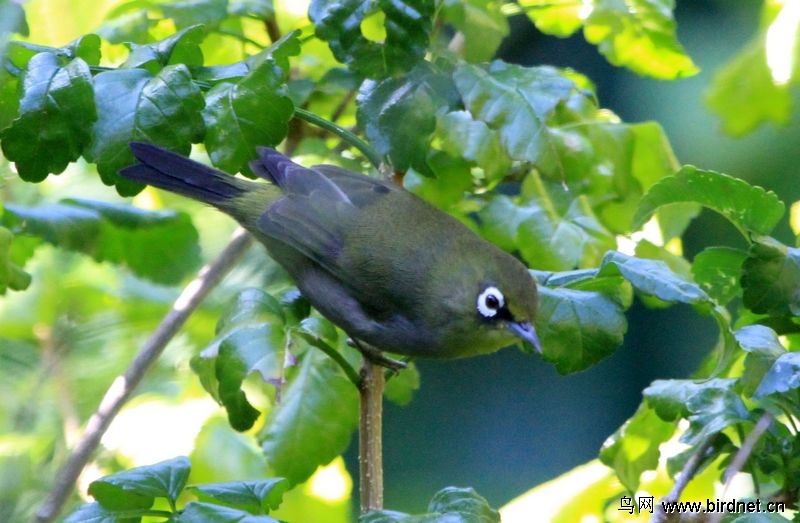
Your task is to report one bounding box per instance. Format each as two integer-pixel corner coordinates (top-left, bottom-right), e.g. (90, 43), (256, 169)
(633, 166), (785, 236)
(705, 3), (793, 136)
(599, 403), (675, 492)
(440, 0), (509, 62)
(584, 0), (698, 79)
(518, 0), (583, 37)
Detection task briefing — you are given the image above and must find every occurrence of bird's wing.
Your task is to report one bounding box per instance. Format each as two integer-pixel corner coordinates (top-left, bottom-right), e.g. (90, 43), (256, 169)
(250, 149), (394, 278)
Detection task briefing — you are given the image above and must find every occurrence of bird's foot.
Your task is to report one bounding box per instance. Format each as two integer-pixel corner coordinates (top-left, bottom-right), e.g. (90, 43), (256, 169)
(348, 339), (407, 372)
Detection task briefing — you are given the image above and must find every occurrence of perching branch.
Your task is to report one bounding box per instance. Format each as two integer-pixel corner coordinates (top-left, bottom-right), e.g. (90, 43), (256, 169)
(35, 228), (252, 523)
(358, 356), (385, 513)
(706, 411), (774, 523)
(652, 437), (715, 523)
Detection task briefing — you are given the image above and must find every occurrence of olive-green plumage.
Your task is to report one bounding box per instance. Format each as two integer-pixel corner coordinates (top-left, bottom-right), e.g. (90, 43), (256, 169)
(120, 143), (540, 358)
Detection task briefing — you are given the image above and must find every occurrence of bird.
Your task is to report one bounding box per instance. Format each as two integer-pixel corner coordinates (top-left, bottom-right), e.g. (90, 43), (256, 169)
(119, 143), (540, 359)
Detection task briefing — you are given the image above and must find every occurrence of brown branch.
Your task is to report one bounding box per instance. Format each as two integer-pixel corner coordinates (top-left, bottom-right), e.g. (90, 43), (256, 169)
(35, 228), (253, 523)
(358, 357), (385, 513)
(652, 438), (715, 523)
(706, 412), (774, 523)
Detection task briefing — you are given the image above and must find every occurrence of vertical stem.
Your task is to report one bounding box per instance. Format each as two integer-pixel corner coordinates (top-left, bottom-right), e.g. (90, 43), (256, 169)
(359, 357), (385, 513)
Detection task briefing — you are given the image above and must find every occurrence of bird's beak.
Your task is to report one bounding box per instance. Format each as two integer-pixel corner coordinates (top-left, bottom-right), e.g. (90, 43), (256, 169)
(508, 321), (542, 353)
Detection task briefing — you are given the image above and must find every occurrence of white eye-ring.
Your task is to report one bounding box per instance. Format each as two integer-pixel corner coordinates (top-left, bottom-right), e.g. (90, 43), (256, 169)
(477, 286), (505, 318)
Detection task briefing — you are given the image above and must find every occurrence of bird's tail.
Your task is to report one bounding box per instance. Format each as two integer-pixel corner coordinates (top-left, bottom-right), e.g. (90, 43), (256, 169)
(120, 142), (255, 206)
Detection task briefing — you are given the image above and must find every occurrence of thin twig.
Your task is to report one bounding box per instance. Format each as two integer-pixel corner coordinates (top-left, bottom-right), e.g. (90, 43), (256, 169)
(294, 107), (382, 168)
(706, 411), (774, 523)
(652, 438), (715, 523)
(35, 228), (253, 523)
(358, 357), (385, 513)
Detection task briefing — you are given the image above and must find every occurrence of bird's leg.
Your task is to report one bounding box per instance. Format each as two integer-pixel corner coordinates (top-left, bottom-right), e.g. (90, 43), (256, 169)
(348, 338), (407, 372)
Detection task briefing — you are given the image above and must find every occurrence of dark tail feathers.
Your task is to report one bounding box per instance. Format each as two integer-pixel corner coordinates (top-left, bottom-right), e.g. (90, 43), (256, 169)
(120, 142), (253, 205)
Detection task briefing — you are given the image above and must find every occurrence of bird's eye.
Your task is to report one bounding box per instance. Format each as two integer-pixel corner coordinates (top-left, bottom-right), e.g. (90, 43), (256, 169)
(477, 286), (505, 318)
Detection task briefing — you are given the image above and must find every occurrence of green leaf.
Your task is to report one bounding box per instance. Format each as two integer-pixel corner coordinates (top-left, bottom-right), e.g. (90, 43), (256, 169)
(361, 487), (500, 522)
(633, 166), (785, 236)
(440, 0), (509, 62)
(87, 64), (205, 195)
(599, 403), (676, 492)
(741, 237), (800, 316)
(88, 456), (190, 511)
(0, 67), (19, 132)
(535, 284), (627, 374)
(599, 251), (710, 305)
(644, 378), (735, 421)
(97, 8), (155, 44)
(584, 0), (698, 80)
(736, 325), (786, 398)
(682, 384), (749, 445)
(0, 226), (32, 294)
(64, 34), (102, 66)
(356, 63), (457, 174)
(160, 0), (228, 30)
(454, 61), (575, 164)
(63, 502), (122, 523)
(122, 24), (205, 71)
(192, 478), (290, 514)
(644, 378), (749, 445)
(0, 0), (29, 39)
(426, 487), (500, 522)
(259, 350), (358, 485)
(309, 0), (434, 78)
(203, 59), (294, 175)
(0, 53), (96, 182)
(479, 193), (615, 271)
(435, 110), (510, 182)
(384, 362), (420, 406)
(196, 289), (288, 431)
(177, 502), (281, 522)
(691, 247), (747, 305)
(518, 0), (583, 37)
(229, 0), (275, 19)
(753, 352), (800, 399)
(2, 199), (201, 285)
(705, 4), (792, 136)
